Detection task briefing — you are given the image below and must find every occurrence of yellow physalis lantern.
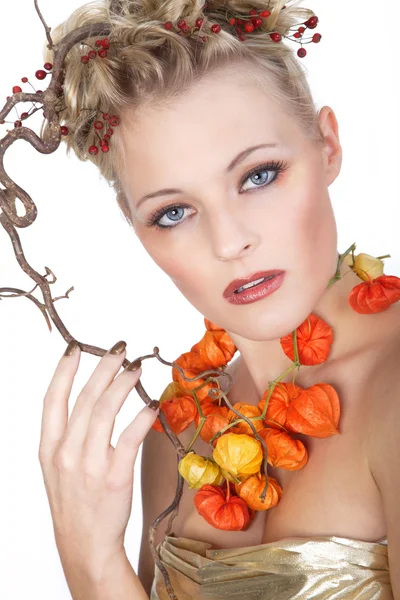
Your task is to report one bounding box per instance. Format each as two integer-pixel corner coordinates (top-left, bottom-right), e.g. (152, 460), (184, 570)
(344, 252), (384, 281)
(178, 453), (224, 489)
(213, 433), (263, 479)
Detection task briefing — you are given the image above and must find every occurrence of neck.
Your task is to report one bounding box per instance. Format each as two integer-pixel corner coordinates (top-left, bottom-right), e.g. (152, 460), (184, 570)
(226, 255), (369, 397)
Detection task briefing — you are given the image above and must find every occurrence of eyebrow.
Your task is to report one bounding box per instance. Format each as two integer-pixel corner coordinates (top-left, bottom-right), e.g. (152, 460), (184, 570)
(135, 143), (278, 209)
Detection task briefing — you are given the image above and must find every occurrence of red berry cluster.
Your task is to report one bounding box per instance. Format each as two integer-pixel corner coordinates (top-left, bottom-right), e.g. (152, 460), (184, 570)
(161, 7), (321, 57)
(229, 10), (321, 57)
(81, 38), (111, 63)
(0, 63), (53, 128)
(77, 112), (122, 156)
(163, 17), (221, 41)
(227, 8), (272, 40)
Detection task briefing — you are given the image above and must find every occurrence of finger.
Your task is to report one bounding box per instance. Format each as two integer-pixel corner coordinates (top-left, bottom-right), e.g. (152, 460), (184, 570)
(63, 343), (127, 450)
(83, 363), (143, 462)
(39, 341), (81, 462)
(109, 403), (160, 487)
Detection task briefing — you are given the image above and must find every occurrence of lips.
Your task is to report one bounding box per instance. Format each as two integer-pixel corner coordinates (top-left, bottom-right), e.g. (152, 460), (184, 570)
(223, 270), (285, 299)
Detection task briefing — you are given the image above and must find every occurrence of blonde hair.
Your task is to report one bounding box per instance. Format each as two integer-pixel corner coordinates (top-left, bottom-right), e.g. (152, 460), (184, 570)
(43, 0), (324, 228)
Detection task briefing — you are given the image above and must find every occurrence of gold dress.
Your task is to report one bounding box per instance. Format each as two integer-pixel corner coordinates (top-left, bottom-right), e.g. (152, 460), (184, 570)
(150, 533), (391, 599)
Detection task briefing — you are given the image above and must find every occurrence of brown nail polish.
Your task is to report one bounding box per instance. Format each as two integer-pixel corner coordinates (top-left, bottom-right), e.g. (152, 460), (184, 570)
(64, 340), (79, 356)
(109, 341), (127, 355)
(126, 358), (142, 371)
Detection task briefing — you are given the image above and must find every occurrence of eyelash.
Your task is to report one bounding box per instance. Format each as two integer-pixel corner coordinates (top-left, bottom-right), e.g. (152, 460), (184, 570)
(147, 159), (288, 230)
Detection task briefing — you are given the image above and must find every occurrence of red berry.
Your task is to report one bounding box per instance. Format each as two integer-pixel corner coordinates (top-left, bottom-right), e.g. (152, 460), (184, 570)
(196, 18), (204, 28)
(95, 39), (103, 46)
(237, 18), (244, 25)
(43, 62), (53, 70)
(181, 25), (190, 33)
(228, 17), (236, 25)
(294, 32), (301, 38)
(88, 145), (99, 155)
(0, 120), (5, 125)
(297, 48), (307, 58)
(259, 10), (271, 17)
(312, 33), (322, 43)
(35, 69), (47, 80)
(106, 128), (114, 136)
(102, 113), (110, 120)
(94, 120), (104, 130)
(109, 115), (120, 126)
(164, 21), (173, 30)
(298, 26), (305, 33)
(270, 32), (282, 42)
(21, 77), (28, 83)
(306, 16), (318, 29)
(60, 126), (69, 135)
(249, 9), (257, 15)
(211, 23), (221, 33)
(14, 120), (22, 127)
(98, 49), (107, 58)
(81, 56), (90, 64)
(201, 36), (207, 42)
(252, 17), (263, 28)
(12, 86), (22, 93)
(88, 50), (97, 59)
(244, 22), (254, 33)
(21, 112), (29, 120)
(37, 90), (43, 94)
(103, 134), (110, 141)
(101, 38), (110, 49)
(101, 143), (109, 153)
(177, 19), (186, 29)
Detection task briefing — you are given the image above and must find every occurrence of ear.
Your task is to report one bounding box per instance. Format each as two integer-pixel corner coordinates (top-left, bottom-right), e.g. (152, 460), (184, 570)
(317, 106), (343, 186)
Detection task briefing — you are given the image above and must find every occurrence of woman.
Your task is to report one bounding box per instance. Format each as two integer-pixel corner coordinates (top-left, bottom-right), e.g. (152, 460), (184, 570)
(38, 0), (400, 598)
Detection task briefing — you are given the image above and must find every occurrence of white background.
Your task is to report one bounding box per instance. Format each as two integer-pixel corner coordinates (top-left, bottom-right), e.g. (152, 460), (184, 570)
(0, 1), (399, 598)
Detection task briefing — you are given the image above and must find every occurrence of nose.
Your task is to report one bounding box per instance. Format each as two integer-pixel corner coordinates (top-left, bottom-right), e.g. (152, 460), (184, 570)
(207, 207), (260, 262)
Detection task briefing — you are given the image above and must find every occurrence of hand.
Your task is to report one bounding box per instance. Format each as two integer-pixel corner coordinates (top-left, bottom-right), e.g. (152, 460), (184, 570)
(38, 340), (160, 579)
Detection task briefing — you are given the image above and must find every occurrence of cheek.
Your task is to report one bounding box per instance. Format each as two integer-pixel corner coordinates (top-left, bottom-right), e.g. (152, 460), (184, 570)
(138, 230), (203, 291)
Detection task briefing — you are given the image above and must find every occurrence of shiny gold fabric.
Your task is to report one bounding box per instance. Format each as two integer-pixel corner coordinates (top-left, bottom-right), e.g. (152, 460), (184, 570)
(150, 534), (392, 599)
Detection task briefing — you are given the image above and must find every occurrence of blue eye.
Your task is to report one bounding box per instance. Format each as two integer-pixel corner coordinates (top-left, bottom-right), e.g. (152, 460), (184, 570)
(240, 160), (287, 192)
(148, 204), (194, 229)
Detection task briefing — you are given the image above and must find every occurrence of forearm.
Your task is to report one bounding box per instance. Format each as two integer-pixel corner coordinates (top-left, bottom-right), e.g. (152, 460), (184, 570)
(61, 549), (149, 600)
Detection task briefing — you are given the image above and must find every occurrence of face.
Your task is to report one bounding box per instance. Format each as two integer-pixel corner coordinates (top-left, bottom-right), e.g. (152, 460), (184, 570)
(117, 65), (342, 342)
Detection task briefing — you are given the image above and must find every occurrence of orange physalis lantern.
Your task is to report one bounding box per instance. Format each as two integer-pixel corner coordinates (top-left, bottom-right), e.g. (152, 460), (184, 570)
(227, 402), (264, 435)
(259, 427), (308, 470)
(280, 313), (333, 365)
(172, 351), (217, 401)
(152, 394), (197, 434)
(213, 433), (263, 479)
(348, 275), (400, 314)
(285, 383), (340, 438)
(235, 474), (283, 511)
(258, 382), (301, 428)
(194, 401), (230, 445)
(191, 330), (237, 368)
(194, 483), (252, 530)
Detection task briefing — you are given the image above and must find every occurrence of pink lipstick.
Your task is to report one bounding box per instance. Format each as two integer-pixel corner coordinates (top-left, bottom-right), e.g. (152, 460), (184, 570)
(223, 270), (285, 305)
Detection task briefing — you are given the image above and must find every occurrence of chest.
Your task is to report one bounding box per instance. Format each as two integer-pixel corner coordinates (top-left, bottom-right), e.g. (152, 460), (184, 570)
(171, 347), (393, 549)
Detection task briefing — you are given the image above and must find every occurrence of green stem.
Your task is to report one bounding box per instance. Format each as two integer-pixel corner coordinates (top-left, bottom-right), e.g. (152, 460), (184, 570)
(377, 254), (391, 260)
(326, 242), (357, 288)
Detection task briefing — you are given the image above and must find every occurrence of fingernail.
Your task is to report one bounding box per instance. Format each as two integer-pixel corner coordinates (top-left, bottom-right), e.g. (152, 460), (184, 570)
(109, 341), (127, 355)
(64, 340), (80, 356)
(126, 358), (141, 371)
(148, 399), (160, 410)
